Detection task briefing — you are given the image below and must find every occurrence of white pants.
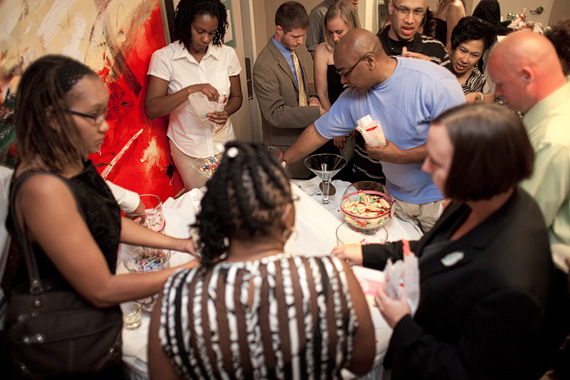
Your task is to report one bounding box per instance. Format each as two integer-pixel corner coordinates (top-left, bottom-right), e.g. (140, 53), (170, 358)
(169, 140), (208, 191)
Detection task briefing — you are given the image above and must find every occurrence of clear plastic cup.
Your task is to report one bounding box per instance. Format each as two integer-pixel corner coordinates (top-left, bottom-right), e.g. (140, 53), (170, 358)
(122, 302), (142, 330)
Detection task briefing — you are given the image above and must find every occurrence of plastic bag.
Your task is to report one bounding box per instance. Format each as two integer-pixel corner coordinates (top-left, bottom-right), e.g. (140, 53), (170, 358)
(188, 92), (215, 121)
(382, 239), (420, 315)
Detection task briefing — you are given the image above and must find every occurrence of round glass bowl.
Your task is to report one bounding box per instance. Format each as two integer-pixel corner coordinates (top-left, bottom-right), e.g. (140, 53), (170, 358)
(340, 181), (393, 231)
(335, 222), (388, 245)
(123, 247), (171, 313)
(123, 247), (171, 273)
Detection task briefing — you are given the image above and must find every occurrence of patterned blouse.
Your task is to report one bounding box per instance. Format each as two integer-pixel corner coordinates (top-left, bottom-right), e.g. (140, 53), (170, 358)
(444, 62), (486, 95)
(159, 254), (358, 380)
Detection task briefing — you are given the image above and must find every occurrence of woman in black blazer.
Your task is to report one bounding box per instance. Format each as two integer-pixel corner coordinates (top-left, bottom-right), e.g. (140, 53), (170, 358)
(334, 103), (569, 379)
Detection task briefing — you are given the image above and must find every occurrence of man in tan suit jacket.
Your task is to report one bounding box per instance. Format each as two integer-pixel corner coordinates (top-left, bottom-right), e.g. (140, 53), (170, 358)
(253, 1), (324, 178)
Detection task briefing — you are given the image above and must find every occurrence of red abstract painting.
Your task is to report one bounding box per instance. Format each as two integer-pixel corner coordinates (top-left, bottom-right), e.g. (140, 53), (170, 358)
(0, 0), (183, 201)
(90, 5), (183, 201)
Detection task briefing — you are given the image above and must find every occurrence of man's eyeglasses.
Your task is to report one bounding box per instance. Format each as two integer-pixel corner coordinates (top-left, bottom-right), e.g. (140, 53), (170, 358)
(337, 53), (369, 79)
(67, 108), (109, 125)
(393, 3), (425, 18)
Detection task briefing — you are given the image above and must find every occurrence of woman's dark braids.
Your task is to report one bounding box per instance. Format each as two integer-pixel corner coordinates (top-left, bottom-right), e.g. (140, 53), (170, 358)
(56, 62), (97, 93)
(15, 55), (97, 174)
(173, 0), (228, 51)
(194, 142), (292, 267)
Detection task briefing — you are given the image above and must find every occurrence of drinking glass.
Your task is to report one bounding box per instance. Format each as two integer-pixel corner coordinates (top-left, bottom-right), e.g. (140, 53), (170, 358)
(267, 146), (284, 163)
(304, 153), (347, 204)
(132, 194), (165, 233)
(122, 302), (142, 330)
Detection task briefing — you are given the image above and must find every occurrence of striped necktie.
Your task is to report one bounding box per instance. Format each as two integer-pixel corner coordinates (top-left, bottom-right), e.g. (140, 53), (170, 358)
(292, 52), (307, 106)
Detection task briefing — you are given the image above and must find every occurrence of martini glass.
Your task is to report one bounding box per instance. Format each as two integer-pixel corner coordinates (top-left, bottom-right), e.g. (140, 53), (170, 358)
(304, 153), (347, 204)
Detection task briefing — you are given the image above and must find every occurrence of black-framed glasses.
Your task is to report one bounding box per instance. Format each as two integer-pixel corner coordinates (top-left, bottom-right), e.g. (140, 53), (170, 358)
(337, 53), (369, 79)
(67, 108), (109, 125)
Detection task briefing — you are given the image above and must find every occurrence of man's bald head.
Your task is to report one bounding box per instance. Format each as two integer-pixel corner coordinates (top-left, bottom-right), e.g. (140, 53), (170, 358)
(333, 29), (393, 92)
(335, 28), (386, 64)
(488, 31), (566, 113)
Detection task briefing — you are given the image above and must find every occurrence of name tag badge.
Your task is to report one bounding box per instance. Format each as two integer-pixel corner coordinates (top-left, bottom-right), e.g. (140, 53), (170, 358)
(441, 251), (464, 267)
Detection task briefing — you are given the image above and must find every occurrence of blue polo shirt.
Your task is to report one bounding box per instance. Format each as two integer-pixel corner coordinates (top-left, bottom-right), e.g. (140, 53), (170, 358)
(315, 57), (465, 204)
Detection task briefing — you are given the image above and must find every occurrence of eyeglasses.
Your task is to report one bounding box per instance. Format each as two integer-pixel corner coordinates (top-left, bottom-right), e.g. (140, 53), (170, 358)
(337, 53), (369, 79)
(67, 108), (109, 125)
(392, 2), (425, 18)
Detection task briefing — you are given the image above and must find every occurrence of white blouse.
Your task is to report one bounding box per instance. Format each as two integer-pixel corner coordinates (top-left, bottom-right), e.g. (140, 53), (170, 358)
(148, 41), (241, 157)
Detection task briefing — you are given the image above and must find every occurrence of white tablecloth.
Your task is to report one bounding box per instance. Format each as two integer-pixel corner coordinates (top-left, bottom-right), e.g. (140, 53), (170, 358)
(121, 180), (423, 378)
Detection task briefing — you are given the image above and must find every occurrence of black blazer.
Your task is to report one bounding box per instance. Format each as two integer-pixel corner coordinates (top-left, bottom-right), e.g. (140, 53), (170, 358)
(362, 187), (569, 379)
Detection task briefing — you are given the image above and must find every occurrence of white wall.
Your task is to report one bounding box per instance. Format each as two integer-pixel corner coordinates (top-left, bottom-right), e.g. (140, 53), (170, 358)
(471, 0), (566, 26)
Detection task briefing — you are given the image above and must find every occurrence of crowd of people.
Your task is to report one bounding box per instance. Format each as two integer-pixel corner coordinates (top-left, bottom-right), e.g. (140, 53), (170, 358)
(2, 0), (570, 379)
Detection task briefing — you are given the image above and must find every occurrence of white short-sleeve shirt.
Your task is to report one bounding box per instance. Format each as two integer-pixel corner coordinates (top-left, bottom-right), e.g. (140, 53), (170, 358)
(148, 41), (241, 157)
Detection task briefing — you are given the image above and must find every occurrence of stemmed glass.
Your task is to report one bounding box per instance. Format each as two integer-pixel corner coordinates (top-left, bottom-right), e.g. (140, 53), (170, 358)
(304, 153), (347, 204)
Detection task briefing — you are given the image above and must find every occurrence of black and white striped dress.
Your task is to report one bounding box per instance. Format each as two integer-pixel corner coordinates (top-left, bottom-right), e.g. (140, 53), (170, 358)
(159, 254), (358, 379)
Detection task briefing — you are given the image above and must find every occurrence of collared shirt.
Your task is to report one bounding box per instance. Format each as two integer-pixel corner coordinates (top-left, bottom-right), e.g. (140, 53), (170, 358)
(521, 82), (570, 248)
(315, 57), (465, 204)
(377, 26), (448, 65)
(343, 28), (449, 194)
(306, 0), (335, 52)
(148, 41), (241, 157)
(272, 36), (300, 88)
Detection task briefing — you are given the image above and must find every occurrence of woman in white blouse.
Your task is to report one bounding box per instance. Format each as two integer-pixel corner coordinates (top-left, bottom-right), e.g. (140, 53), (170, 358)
(145, 0), (242, 190)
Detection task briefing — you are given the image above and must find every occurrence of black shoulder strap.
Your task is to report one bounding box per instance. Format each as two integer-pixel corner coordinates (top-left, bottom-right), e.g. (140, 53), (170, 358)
(9, 171), (80, 294)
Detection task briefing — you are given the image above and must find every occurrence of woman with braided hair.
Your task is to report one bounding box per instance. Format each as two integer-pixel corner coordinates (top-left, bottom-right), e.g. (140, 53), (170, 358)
(148, 141), (375, 380)
(146, 0), (243, 190)
(5, 55), (198, 379)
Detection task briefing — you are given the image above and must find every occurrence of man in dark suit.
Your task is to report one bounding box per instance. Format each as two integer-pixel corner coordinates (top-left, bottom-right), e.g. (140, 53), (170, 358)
(253, 1), (324, 178)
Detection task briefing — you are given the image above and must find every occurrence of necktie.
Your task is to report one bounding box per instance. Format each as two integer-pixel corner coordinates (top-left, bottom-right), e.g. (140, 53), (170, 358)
(292, 52), (307, 106)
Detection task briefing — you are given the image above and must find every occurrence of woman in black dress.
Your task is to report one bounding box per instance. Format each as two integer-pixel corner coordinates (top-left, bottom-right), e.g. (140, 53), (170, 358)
(6, 55), (198, 378)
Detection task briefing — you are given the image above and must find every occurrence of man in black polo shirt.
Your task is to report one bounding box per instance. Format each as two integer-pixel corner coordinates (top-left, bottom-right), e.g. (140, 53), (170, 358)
(378, 0), (447, 63)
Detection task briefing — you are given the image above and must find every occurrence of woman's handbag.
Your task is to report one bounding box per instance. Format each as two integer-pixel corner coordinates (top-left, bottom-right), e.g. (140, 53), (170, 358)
(5, 171), (123, 378)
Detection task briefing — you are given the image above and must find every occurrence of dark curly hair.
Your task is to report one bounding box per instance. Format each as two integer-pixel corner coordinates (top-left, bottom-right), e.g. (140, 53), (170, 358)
(15, 55), (99, 174)
(172, 0), (228, 51)
(421, 7), (436, 38)
(545, 19), (570, 76)
(194, 142), (293, 266)
(450, 16), (496, 51)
